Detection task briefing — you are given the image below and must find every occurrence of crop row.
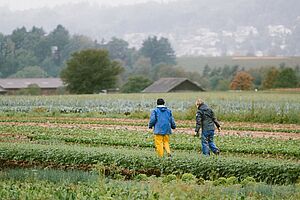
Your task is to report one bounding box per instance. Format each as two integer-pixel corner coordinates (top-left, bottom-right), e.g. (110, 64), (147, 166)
(0, 115), (299, 133)
(1, 178), (299, 200)
(0, 143), (299, 185)
(1, 168), (300, 199)
(0, 92), (300, 123)
(1, 125), (299, 158)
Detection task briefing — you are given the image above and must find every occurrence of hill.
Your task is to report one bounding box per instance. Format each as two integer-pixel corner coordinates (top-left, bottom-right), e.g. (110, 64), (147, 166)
(0, 0), (300, 56)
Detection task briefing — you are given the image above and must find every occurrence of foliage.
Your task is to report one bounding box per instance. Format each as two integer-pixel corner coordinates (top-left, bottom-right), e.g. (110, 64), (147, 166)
(9, 66), (48, 78)
(0, 92), (300, 123)
(1, 176), (299, 199)
(241, 176), (256, 186)
(1, 123), (299, 158)
(121, 76), (152, 93)
(230, 71), (254, 90)
(275, 67), (299, 88)
(104, 37), (136, 68)
(16, 84), (41, 95)
(213, 177), (227, 186)
(262, 67), (279, 89)
(0, 143), (299, 185)
(134, 174), (148, 181)
(140, 36), (176, 66)
(226, 176), (238, 185)
(163, 174), (177, 183)
(181, 173), (196, 183)
(60, 49), (123, 94)
(1, 25), (300, 91)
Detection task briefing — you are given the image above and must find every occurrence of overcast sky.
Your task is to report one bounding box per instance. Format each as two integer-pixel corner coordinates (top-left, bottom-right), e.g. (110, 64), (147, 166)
(0, 0), (176, 11)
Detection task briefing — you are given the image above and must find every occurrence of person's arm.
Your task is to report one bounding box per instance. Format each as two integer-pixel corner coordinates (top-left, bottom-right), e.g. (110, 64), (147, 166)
(195, 110), (202, 134)
(149, 110), (157, 129)
(211, 110), (221, 131)
(170, 111), (176, 129)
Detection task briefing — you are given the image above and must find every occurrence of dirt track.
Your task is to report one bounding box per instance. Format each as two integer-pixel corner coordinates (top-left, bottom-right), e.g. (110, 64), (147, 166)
(0, 120), (299, 140)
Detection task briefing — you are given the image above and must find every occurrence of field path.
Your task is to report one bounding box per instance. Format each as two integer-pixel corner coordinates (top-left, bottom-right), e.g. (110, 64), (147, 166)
(0, 117), (299, 140)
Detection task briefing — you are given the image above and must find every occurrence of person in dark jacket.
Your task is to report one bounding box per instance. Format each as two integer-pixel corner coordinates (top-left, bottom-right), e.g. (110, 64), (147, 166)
(195, 98), (221, 156)
(149, 98), (176, 157)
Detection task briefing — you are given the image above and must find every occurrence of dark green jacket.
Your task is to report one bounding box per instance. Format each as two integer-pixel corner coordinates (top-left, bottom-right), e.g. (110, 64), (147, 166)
(195, 103), (220, 133)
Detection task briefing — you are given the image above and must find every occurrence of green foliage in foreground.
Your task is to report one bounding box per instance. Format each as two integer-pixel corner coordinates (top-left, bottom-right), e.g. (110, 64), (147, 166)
(0, 143), (299, 185)
(0, 170), (300, 200)
(1, 124), (299, 158)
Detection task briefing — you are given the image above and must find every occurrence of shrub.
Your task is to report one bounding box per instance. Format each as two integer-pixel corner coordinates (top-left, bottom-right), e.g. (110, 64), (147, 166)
(226, 176), (238, 185)
(163, 174), (177, 183)
(134, 174), (148, 181)
(181, 173), (196, 183)
(33, 107), (48, 113)
(113, 174), (125, 181)
(213, 177), (227, 186)
(196, 177), (205, 185)
(241, 176), (256, 186)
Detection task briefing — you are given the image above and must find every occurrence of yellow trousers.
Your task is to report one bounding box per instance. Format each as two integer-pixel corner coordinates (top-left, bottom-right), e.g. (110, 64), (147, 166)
(154, 135), (171, 157)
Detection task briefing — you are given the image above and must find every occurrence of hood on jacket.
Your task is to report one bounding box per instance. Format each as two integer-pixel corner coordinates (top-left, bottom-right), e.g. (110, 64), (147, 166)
(157, 105), (167, 112)
(199, 103), (209, 110)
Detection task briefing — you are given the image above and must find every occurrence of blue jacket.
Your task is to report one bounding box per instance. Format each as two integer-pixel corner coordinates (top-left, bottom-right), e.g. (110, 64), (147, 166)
(149, 105), (176, 135)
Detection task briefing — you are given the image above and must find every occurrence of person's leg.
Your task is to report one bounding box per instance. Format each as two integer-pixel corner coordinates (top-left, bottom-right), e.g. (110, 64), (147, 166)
(207, 130), (219, 154)
(163, 135), (171, 156)
(154, 134), (164, 157)
(201, 131), (210, 155)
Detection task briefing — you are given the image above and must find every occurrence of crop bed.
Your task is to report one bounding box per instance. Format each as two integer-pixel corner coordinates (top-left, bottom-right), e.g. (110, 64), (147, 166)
(0, 92), (300, 199)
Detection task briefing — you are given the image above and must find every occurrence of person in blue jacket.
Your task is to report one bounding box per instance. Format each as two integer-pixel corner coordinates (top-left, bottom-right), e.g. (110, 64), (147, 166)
(149, 98), (176, 157)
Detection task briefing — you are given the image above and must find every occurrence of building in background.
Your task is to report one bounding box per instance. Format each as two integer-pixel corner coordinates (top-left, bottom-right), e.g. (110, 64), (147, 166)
(0, 78), (64, 95)
(142, 77), (204, 93)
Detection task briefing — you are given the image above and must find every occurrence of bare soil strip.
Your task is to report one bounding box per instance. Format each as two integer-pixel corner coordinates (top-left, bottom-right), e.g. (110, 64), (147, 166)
(0, 121), (299, 140)
(1, 116), (300, 130)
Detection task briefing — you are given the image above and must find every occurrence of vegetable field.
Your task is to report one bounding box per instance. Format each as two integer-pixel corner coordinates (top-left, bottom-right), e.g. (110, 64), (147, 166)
(0, 92), (299, 199)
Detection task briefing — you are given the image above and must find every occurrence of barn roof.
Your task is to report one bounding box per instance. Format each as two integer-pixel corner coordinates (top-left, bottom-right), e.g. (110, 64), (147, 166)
(0, 78), (64, 89)
(0, 86), (6, 93)
(142, 77), (204, 93)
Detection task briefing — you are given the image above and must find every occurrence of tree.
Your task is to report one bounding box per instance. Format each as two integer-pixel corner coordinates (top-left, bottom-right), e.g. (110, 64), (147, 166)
(262, 67), (279, 89)
(202, 64), (211, 76)
(216, 79), (230, 91)
(10, 27), (27, 49)
(47, 25), (70, 65)
(155, 64), (186, 80)
(47, 25), (70, 51)
(275, 68), (298, 88)
(60, 49), (123, 94)
(230, 71), (254, 90)
(140, 36), (176, 66)
(104, 37), (137, 69)
(16, 84), (41, 95)
(121, 76), (152, 93)
(9, 66), (48, 78)
(62, 35), (96, 60)
(132, 56), (152, 76)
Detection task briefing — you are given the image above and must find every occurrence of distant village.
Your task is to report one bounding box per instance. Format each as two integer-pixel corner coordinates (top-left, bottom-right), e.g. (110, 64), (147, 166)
(124, 25), (292, 57)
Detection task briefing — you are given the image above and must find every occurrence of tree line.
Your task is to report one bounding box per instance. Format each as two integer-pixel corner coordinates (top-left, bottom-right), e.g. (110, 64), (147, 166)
(200, 63), (300, 91)
(0, 24), (202, 93)
(0, 25), (299, 94)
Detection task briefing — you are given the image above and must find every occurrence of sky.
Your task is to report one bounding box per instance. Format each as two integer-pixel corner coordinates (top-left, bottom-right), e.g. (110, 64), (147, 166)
(0, 0), (176, 11)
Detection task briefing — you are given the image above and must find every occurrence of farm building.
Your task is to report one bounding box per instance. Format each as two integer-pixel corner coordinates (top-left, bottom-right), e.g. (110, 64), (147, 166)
(0, 78), (64, 95)
(142, 77), (204, 93)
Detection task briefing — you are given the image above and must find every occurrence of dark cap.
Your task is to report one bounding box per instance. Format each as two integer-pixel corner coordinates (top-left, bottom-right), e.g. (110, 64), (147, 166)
(157, 98), (165, 105)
